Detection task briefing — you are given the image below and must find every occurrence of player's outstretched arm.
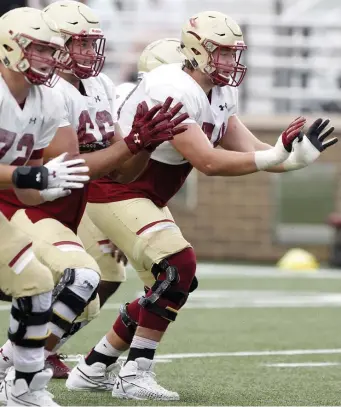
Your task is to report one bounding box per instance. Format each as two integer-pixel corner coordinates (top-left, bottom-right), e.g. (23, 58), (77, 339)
(220, 115), (337, 173)
(170, 120), (302, 176)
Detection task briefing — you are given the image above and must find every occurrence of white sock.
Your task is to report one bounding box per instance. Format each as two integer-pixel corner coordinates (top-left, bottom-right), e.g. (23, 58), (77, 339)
(130, 336), (158, 350)
(94, 335), (122, 358)
(0, 340), (13, 365)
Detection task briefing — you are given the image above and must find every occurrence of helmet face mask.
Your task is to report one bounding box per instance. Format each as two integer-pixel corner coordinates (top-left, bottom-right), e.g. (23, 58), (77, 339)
(43, 1), (106, 79)
(180, 11), (248, 88)
(202, 40), (247, 87)
(62, 29), (105, 79)
(13, 35), (65, 86)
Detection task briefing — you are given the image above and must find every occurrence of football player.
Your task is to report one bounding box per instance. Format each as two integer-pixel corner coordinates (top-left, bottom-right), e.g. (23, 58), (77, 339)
(116, 37), (184, 109)
(65, 10), (338, 401)
(39, 34), (188, 380)
(0, 0), (189, 390)
(0, 6), (91, 406)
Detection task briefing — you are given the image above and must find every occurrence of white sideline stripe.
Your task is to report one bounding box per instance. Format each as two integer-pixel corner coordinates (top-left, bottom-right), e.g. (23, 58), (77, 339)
(64, 348), (341, 363)
(195, 264), (341, 279)
(265, 362), (341, 367)
(125, 262), (341, 279)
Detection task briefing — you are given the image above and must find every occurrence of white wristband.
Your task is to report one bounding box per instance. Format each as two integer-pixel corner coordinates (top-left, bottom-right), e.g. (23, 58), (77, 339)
(254, 136), (290, 171)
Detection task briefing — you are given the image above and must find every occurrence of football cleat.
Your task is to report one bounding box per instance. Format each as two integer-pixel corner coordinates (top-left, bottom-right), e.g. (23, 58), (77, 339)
(45, 354), (70, 379)
(7, 367), (58, 406)
(112, 357), (179, 401)
(66, 356), (119, 391)
(0, 346), (13, 382)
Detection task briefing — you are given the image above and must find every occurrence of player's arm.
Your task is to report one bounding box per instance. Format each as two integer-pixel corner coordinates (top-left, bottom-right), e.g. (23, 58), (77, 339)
(219, 115), (287, 173)
(43, 123), (134, 180)
(107, 123), (151, 183)
(0, 164), (21, 189)
(220, 115), (337, 172)
(13, 157), (47, 205)
(170, 119), (303, 176)
(73, 98), (187, 180)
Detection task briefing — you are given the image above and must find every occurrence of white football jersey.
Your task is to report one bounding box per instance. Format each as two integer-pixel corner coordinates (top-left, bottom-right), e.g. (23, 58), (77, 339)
(55, 73), (117, 148)
(0, 75), (66, 166)
(119, 63), (238, 165)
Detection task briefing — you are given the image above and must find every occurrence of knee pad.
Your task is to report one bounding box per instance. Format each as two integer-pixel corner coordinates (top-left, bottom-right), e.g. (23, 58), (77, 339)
(51, 268), (100, 333)
(138, 248), (197, 323)
(8, 293), (52, 348)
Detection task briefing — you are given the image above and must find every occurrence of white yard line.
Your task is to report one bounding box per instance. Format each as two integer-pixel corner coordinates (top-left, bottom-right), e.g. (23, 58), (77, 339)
(264, 362), (341, 367)
(2, 289), (341, 311)
(65, 348), (341, 363)
(195, 264), (341, 279)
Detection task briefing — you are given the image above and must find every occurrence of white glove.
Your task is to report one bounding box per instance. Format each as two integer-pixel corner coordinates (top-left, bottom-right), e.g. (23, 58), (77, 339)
(254, 117), (306, 170)
(45, 152), (90, 189)
(283, 118), (337, 171)
(40, 188), (71, 202)
(282, 136), (320, 171)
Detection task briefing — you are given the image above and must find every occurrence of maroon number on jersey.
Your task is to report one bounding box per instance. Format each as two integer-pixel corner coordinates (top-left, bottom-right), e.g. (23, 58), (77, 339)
(201, 122), (226, 147)
(78, 109), (115, 145)
(0, 129), (34, 165)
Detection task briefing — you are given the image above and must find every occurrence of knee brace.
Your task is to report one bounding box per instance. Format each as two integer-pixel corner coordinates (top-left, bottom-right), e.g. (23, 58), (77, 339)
(119, 302), (138, 334)
(8, 294), (52, 348)
(51, 268), (100, 333)
(138, 250), (198, 323)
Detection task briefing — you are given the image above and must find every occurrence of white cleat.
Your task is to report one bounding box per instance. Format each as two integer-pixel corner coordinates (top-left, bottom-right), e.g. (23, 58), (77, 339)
(0, 347), (13, 382)
(66, 356), (119, 391)
(7, 368), (58, 406)
(0, 366), (14, 406)
(112, 357), (180, 401)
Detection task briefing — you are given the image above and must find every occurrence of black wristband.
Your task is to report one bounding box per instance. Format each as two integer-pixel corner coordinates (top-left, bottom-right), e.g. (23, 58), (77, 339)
(12, 166), (49, 190)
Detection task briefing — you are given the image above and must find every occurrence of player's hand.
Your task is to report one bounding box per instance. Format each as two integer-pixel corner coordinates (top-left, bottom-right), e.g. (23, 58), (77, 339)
(44, 153), (90, 189)
(301, 118), (337, 151)
(283, 118), (337, 171)
(109, 242), (128, 266)
(254, 116), (306, 170)
(40, 188), (71, 202)
(280, 116), (307, 152)
(124, 97), (189, 154)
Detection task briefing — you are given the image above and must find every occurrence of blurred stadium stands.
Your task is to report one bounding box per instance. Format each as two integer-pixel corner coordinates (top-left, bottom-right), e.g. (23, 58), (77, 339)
(85, 0), (341, 115)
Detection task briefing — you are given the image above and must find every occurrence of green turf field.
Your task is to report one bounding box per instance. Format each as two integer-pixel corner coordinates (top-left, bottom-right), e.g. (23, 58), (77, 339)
(1, 263), (341, 406)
